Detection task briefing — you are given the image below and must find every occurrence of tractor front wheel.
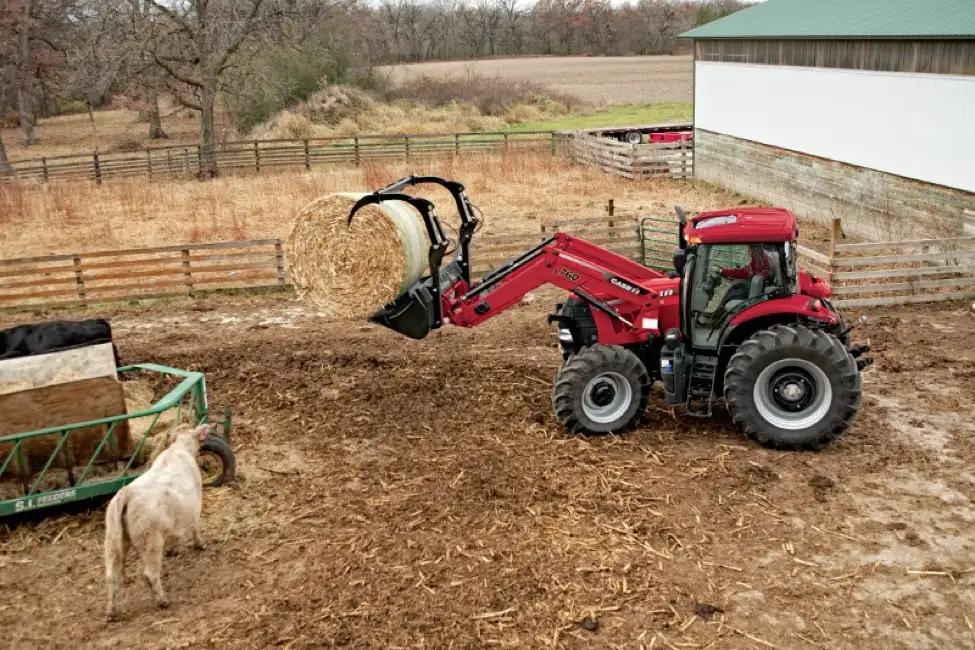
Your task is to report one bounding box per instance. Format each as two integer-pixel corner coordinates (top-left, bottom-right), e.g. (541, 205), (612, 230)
(553, 344), (650, 435)
(723, 325), (861, 450)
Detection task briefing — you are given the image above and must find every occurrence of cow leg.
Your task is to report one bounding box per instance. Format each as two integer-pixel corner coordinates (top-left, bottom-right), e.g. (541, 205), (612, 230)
(139, 533), (169, 608)
(105, 538), (127, 622)
(192, 523), (205, 551)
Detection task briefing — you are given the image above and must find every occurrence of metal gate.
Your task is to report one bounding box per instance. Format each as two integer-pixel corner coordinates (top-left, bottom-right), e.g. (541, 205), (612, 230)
(639, 216), (680, 270)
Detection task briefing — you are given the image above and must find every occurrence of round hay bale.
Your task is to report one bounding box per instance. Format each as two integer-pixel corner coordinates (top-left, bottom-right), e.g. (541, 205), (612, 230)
(122, 378), (179, 465)
(285, 192), (429, 319)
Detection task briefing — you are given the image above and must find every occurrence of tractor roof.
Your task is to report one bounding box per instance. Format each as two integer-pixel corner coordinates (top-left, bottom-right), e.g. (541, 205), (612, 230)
(685, 207), (798, 245)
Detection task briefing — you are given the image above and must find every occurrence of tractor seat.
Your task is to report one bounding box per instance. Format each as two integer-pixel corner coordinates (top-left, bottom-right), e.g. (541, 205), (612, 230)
(724, 275), (765, 312)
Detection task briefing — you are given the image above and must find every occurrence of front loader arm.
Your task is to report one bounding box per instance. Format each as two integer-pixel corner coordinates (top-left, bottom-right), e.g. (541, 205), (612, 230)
(347, 177), (668, 343)
(444, 233), (664, 338)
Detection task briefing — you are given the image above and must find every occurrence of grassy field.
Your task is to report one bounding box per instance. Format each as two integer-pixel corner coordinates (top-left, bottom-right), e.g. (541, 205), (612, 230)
(506, 102), (691, 132)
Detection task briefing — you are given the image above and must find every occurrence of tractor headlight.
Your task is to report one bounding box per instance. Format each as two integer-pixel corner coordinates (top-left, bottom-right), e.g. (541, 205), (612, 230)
(558, 328), (573, 343)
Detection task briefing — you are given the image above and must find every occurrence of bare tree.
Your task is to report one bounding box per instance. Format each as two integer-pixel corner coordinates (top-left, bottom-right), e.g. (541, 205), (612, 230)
(124, 0), (168, 139)
(0, 131), (12, 179)
(16, 0), (37, 145)
(143, 0), (286, 174)
(496, 0), (525, 55)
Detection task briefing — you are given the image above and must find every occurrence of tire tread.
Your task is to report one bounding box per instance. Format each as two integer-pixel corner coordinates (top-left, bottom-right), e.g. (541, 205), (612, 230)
(552, 344), (650, 436)
(722, 324), (861, 451)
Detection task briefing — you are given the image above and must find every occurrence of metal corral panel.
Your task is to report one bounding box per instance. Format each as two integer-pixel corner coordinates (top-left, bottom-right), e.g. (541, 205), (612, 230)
(694, 61), (975, 193)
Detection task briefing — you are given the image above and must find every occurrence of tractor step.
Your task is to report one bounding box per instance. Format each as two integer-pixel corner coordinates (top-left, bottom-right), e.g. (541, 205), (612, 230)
(686, 354), (719, 418)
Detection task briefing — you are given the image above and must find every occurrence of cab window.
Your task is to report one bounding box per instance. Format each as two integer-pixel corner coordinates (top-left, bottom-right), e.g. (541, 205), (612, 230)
(688, 243), (786, 349)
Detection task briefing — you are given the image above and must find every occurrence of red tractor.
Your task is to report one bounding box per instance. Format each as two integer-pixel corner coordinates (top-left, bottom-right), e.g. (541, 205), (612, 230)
(348, 177), (873, 450)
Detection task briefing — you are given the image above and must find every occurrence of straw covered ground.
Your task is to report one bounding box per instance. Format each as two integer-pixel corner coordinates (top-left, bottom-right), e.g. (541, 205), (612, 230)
(1, 292), (974, 649)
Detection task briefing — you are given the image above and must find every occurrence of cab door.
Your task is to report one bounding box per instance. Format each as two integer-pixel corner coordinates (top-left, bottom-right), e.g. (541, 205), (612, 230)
(685, 244), (783, 352)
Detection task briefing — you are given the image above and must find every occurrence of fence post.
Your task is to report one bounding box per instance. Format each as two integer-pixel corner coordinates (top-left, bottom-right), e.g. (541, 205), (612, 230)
(42, 157), (48, 183)
(254, 141), (261, 173)
(181, 249), (194, 297)
(503, 133), (509, 151)
(274, 240), (286, 286)
(304, 140), (311, 171)
(639, 218), (647, 266)
(828, 217), (842, 283)
(405, 135), (410, 162)
(167, 149), (173, 175)
(92, 152), (102, 185)
(607, 199), (615, 218)
(354, 137), (360, 167)
(680, 138), (688, 180)
(455, 133), (460, 155)
(73, 255), (87, 305)
(195, 146), (201, 173)
(146, 150), (153, 180)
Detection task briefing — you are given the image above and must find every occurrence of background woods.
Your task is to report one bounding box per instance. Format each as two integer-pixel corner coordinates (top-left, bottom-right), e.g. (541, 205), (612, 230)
(0, 0), (747, 162)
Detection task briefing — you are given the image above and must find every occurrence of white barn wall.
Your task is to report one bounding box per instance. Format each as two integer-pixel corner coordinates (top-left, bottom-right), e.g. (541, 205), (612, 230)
(694, 61), (975, 193)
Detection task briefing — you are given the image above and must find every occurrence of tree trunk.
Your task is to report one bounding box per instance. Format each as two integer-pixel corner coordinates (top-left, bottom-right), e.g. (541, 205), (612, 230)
(17, 87), (36, 146)
(0, 133), (13, 179)
(18, 0), (37, 146)
(147, 90), (167, 140)
(199, 84), (217, 176)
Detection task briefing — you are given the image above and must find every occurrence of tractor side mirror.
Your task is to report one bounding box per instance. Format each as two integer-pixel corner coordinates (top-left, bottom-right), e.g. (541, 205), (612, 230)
(673, 248), (686, 276)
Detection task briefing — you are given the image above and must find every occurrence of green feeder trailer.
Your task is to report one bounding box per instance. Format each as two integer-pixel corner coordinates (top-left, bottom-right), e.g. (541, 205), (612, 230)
(0, 363), (235, 520)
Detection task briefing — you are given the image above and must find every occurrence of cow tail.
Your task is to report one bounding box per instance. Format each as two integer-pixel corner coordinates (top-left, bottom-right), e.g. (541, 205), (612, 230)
(104, 488), (129, 563)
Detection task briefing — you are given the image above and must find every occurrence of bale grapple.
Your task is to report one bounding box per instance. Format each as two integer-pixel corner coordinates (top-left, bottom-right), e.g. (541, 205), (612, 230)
(347, 176), (873, 450)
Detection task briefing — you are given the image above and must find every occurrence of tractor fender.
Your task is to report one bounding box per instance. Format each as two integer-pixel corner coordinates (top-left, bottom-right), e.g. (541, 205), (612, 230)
(714, 301), (840, 396)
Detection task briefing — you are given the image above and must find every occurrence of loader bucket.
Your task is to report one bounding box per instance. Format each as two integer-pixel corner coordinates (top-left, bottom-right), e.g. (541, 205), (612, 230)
(368, 280), (436, 340)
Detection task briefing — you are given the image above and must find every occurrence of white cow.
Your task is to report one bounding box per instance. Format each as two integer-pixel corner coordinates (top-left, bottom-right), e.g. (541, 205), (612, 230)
(104, 422), (215, 622)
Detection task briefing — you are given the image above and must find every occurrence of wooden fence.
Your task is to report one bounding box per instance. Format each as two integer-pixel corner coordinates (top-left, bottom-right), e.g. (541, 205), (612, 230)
(0, 240), (285, 311)
(4, 131), (558, 185)
(823, 218), (975, 308)
(0, 215), (640, 313)
(568, 131), (693, 180)
(3, 214), (972, 313)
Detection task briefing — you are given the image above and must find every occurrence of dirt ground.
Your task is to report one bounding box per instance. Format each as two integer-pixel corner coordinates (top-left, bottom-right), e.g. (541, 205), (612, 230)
(381, 56), (694, 105)
(1, 290), (973, 649)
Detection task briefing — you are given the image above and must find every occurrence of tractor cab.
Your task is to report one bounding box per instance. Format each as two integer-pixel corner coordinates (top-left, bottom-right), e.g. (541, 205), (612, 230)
(673, 208), (800, 353)
(661, 206), (869, 429)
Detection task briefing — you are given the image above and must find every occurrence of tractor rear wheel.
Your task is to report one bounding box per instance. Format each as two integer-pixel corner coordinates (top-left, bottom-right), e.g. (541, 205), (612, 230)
(553, 344), (650, 435)
(723, 325), (861, 450)
(199, 434), (236, 488)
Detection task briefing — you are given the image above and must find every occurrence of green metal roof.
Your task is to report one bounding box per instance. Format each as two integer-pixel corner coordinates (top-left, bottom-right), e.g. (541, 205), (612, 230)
(680, 0), (975, 40)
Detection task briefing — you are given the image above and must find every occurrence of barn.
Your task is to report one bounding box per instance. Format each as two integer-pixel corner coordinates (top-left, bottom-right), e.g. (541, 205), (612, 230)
(679, 0), (975, 241)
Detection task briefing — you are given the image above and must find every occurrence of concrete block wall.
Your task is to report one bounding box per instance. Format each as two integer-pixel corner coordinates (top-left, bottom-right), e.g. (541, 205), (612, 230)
(694, 130), (975, 242)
